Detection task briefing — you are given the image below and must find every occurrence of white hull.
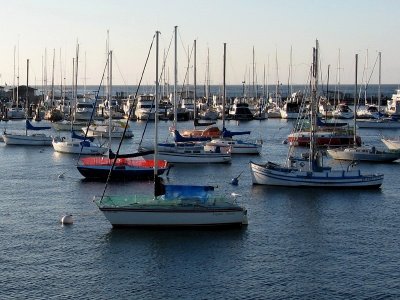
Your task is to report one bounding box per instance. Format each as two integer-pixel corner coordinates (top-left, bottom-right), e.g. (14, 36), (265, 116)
(205, 139), (261, 154)
(145, 151), (231, 164)
(83, 125), (134, 139)
(3, 133), (52, 146)
(95, 195), (247, 227)
(141, 142), (232, 163)
(327, 147), (400, 162)
(280, 111), (300, 119)
(52, 140), (108, 155)
(250, 161), (383, 188)
(99, 209), (246, 227)
(135, 110), (156, 120)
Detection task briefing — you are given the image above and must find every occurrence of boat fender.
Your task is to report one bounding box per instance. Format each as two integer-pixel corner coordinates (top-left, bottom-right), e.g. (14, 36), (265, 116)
(60, 214), (73, 225)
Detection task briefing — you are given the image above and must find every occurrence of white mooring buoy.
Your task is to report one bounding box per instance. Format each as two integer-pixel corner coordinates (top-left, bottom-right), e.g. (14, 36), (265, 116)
(60, 214), (73, 225)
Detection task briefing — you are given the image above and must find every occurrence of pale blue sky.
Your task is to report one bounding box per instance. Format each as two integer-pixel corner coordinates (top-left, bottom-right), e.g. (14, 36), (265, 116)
(1, 0), (399, 87)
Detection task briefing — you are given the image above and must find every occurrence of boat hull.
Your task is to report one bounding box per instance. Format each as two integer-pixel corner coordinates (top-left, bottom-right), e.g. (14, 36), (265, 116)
(327, 148), (400, 162)
(77, 157), (169, 180)
(3, 133), (52, 146)
(98, 206), (246, 227)
(205, 139), (261, 155)
(249, 161), (383, 188)
(52, 140), (108, 155)
(77, 165), (165, 180)
(288, 132), (361, 147)
(145, 152), (231, 164)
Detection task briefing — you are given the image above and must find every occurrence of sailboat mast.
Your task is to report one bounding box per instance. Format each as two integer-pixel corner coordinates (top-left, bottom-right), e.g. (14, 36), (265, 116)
(26, 59), (29, 135)
(378, 52), (381, 115)
(222, 43), (226, 129)
(109, 50), (113, 149)
(13, 46), (16, 102)
(17, 41), (20, 109)
(173, 25), (178, 128)
(72, 58), (75, 122)
(252, 46), (255, 98)
(309, 40), (319, 170)
(354, 54), (358, 146)
(193, 39), (197, 121)
(154, 31), (160, 177)
(51, 49), (55, 107)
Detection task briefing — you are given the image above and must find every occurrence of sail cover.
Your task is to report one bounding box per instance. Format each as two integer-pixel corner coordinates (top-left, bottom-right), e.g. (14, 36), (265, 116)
(26, 120), (51, 130)
(71, 130), (95, 142)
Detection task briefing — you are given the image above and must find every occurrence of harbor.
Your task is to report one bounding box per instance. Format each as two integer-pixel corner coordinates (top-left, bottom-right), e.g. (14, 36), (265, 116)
(2, 0), (400, 298)
(1, 112), (400, 298)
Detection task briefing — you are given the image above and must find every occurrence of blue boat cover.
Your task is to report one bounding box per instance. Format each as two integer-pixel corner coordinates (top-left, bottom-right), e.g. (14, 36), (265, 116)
(173, 130), (211, 142)
(71, 131), (95, 142)
(163, 184), (214, 202)
(26, 120), (51, 130)
(222, 127), (251, 138)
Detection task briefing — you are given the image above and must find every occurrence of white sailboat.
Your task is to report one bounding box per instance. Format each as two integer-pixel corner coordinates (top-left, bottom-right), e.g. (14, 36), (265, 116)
(249, 40), (384, 188)
(3, 59), (53, 146)
(94, 31), (247, 228)
(52, 44), (108, 155)
(357, 53), (400, 129)
(139, 27), (232, 164)
(83, 121), (133, 139)
(3, 120), (53, 146)
(327, 53), (400, 163)
(205, 43), (262, 155)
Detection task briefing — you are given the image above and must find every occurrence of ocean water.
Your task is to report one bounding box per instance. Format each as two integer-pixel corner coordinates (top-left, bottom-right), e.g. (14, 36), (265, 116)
(1, 94), (400, 298)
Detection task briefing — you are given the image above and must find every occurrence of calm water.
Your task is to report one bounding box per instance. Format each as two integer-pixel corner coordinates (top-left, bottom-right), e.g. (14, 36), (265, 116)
(1, 112), (400, 298)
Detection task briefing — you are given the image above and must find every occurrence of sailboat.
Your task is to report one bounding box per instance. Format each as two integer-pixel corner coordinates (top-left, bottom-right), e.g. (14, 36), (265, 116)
(3, 59), (53, 146)
(356, 53), (400, 129)
(249, 40), (384, 188)
(327, 53), (400, 163)
(3, 119), (53, 146)
(139, 27), (232, 164)
(204, 43), (262, 155)
(52, 44), (108, 155)
(93, 31), (247, 227)
(77, 48), (169, 180)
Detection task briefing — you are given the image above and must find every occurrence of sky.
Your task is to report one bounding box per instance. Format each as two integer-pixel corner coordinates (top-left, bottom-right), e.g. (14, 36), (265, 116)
(1, 0), (400, 89)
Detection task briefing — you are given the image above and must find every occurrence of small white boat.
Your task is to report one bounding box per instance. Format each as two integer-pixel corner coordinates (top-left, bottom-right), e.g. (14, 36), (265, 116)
(205, 138), (262, 155)
(332, 103), (354, 119)
(73, 100), (96, 121)
(52, 135), (108, 155)
(140, 142), (232, 164)
(83, 122), (133, 139)
(2, 120), (53, 146)
(279, 91), (304, 119)
(327, 146), (400, 162)
(3, 132), (52, 146)
(135, 94), (157, 120)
